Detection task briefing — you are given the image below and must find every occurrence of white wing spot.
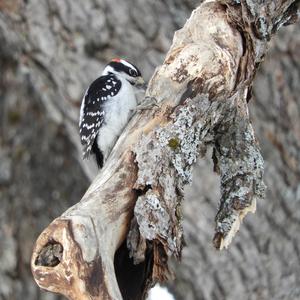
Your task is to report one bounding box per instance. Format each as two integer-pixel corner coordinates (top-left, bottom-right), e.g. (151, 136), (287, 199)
(86, 111), (103, 117)
(82, 123), (95, 129)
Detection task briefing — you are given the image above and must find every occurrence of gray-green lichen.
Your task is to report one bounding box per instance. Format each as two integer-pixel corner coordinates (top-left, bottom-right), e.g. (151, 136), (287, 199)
(213, 106), (266, 248)
(134, 191), (170, 241)
(133, 89), (266, 255)
(156, 95), (212, 184)
(133, 94), (227, 257)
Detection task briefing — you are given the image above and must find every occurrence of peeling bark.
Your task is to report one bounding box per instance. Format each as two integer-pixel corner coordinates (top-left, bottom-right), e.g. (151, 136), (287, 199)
(29, 1), (300, 299)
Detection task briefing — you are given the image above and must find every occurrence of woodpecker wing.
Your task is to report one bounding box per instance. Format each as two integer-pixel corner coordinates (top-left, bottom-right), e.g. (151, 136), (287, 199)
(79, 74), (121, 158)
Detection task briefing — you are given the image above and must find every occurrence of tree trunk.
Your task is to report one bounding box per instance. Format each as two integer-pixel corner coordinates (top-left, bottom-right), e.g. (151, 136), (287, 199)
(0, 1), (299, 300)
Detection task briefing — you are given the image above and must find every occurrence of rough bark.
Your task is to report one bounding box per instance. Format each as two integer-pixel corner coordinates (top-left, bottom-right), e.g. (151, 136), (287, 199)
(1, 1), (299, 300)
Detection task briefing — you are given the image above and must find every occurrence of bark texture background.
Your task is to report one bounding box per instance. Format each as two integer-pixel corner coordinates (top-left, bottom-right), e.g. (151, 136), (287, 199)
(0, 1), (299, 300)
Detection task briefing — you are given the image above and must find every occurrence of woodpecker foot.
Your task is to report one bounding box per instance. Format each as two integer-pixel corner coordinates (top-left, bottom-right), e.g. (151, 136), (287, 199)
(137, 96), (159, 111)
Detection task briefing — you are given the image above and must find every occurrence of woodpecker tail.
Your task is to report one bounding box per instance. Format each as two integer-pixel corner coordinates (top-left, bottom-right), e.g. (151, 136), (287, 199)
(91, 140), (104, 168)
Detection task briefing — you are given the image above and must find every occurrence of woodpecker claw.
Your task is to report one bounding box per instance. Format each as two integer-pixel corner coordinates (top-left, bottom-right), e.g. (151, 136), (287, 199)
(137, 96), (159, 111)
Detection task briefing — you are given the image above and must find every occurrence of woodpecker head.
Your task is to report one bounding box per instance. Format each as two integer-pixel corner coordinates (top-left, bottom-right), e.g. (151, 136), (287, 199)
(103, 58), (145, 88)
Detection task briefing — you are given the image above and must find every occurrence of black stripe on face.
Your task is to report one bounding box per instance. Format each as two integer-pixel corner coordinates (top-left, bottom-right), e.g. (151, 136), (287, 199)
(108, 61), (141, 77)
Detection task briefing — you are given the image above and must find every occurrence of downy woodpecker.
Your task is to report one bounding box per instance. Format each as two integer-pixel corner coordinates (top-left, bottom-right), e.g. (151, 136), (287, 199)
(79, 58), (145, 168)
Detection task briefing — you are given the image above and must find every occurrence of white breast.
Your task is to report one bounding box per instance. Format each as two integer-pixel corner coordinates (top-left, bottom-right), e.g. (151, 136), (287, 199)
(97, 78), (137, 160)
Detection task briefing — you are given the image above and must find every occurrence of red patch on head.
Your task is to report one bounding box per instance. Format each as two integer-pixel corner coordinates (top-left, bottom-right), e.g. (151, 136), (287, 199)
(112, 58), (121, 62)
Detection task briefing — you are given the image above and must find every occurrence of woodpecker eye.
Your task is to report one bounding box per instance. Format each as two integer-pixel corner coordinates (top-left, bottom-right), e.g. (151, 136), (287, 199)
(129, 69), (138, 77)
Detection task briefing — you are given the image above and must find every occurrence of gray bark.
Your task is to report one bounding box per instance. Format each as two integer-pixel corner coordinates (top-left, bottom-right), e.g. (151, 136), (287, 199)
(0, 0), (299, 300)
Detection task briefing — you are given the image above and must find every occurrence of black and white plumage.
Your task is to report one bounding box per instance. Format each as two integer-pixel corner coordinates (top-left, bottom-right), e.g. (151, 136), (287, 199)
(79, 58), (145, 168)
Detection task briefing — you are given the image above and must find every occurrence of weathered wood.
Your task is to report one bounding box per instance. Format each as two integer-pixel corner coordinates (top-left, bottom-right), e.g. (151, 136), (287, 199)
(31, 1), (299, 299)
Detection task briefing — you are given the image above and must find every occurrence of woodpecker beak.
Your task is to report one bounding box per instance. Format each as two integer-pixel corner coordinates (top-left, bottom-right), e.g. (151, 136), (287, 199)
(134, 76), (147, 90)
